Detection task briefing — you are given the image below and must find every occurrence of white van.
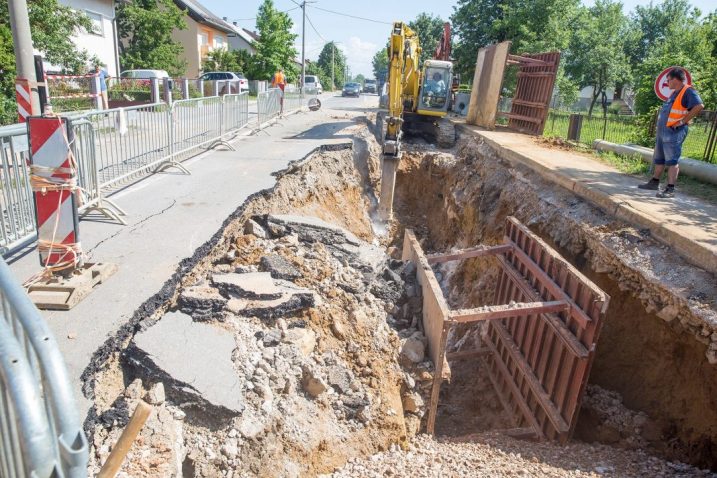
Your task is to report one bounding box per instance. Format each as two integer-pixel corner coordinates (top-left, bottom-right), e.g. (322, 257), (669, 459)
(303, 75), (323, 94)
(120, 69), (170, 80)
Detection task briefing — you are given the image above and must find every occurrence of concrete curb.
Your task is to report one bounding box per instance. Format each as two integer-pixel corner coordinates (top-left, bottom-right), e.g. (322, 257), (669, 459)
(456, 124), (717, 276)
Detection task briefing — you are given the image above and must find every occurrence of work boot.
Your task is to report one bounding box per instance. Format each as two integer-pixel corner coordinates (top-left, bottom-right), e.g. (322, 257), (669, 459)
(656, 187), (675, 198)
(638, 178), (660, 190)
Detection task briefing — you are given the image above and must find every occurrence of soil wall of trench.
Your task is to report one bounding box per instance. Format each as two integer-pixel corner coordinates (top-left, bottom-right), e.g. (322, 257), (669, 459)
(385, 126), (717, 470)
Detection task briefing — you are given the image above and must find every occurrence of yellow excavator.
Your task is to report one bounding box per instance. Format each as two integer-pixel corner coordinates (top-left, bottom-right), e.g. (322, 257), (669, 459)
(382, 21), (455, 159)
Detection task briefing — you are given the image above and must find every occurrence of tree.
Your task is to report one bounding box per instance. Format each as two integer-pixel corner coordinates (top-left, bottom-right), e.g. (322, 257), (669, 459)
(354, 73), (366, 85)
(450, 0), (505, 79)
(317, 42), (346, 89)
(408, 13), (445, 67)
(116, 0), (187, 76)
(251, 0), (298, 82)
(564, 0), (632, 116)
(0, 0), (93, 97)
(371, 48), (388, 84)
(305, 62), (331, 91)
(203, 49), (238, 72)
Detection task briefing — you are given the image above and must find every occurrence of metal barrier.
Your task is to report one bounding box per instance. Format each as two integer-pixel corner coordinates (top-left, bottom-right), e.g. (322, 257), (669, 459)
(257, 88), (282, 126)
(2, 92), (251, 253)
(0, 257), (88, 477)
(283, 87), (303, 115)
(0, 124), (36, 254)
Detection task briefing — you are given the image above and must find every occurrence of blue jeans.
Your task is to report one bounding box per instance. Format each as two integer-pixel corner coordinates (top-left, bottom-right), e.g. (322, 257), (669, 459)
(654, 125), (687, 166)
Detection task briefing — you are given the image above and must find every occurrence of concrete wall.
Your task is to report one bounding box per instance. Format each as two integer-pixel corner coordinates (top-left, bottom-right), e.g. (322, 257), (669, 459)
(57, 0), (119, 76)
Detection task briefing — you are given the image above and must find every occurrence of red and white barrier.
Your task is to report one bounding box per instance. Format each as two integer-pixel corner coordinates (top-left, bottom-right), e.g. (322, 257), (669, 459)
(16, 79), (32, 123)
(27, 116), (81, 270)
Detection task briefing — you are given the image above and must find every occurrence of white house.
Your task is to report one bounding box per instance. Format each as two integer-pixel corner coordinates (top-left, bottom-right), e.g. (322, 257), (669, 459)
(226, 21), (256, 55)
(56, 0), (120, 76)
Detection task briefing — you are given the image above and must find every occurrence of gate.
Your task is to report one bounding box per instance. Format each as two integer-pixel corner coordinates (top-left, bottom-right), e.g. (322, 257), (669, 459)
(402, 217), (609, 441)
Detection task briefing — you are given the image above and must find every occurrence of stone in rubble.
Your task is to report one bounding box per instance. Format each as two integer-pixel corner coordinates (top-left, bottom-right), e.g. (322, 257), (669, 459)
(125, 311), (244, 420)
(282, 327), (316, 357)
(178, 286), (227, 320)
(226, 292), (315, 320)
(302, 366), (327, 398)
(212, 272), (284, 300)
(402, 391), (424, 413)
(244, 219), (268, 239)
(327, 365), (353, 394)
(267, 214), (361, 246)
(145, 382), (166, 405)
(401, 336), (426, 364)
(260, 254), (301, 280)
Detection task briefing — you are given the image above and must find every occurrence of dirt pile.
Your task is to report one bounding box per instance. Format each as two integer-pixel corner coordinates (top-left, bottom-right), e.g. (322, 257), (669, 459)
(85, 138), (432, 477)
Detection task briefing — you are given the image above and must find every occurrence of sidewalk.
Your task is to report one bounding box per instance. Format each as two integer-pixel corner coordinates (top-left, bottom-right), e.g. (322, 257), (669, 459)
(7, 102), (351, 416)
(455, 122), (717, 276)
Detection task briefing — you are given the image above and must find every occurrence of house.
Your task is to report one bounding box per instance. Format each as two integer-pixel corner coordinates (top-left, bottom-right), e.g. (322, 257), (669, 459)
(227, 22), (256, 55)
(56, 0), (120, 76)
(171, 0), (235, 77)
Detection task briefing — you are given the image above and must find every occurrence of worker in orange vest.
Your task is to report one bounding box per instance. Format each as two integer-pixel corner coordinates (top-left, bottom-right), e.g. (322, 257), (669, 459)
(638, 67), (704, 198)
(271, 68), (286, 114)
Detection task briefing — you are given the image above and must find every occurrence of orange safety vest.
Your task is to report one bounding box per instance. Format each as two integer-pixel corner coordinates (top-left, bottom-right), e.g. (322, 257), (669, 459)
(271, 72), (286, 88)
(665, 85), (693, 127)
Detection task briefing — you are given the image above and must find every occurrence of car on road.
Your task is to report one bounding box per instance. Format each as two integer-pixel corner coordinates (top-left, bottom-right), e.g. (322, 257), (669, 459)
(342, 82), (361, 97)
(363, 79), (377, 94)
(303, 75), (323, 94)
(199, 72), (248, 94)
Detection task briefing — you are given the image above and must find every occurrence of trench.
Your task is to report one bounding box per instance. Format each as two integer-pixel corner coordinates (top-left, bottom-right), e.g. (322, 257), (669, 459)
(390, 133), (717, 470)
(83, 117), (717, 476)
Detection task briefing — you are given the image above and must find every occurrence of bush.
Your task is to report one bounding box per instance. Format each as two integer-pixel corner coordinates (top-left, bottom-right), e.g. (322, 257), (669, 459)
(0, 96), (17, 126)
(629, 105), (660, 147)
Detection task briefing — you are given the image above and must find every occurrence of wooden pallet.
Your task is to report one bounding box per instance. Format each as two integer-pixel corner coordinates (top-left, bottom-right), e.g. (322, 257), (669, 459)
(27, 263), (118, 310)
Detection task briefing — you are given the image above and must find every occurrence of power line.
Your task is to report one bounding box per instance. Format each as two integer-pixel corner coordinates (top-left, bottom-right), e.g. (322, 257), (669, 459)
(305, 12), (327, 43)
(231, 6), (300, 23)
(308, 5), (392, 25)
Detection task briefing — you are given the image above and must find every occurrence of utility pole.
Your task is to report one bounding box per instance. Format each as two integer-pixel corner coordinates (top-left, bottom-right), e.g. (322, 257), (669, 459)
(300, 1), (306, 89)
(8, 0), (41, 116)
(331, 43), (335, 90)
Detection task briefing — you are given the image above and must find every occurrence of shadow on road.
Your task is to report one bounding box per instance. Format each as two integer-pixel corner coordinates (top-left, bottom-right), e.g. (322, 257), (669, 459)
(283, 121), (356, 140)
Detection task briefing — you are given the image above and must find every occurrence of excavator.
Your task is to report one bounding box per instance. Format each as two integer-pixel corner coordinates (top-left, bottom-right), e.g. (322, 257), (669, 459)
(381, 21), (455, 159)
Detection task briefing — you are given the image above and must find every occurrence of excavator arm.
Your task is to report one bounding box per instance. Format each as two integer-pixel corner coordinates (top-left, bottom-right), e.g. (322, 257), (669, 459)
(383, 22), (421, 158)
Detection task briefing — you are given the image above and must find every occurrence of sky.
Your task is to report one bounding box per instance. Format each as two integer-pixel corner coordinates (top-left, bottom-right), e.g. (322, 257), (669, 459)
(199, 0), (716, 78)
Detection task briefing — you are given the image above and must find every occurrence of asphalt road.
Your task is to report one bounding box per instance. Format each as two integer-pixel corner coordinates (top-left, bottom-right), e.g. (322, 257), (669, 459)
(7, 91), (381, 417)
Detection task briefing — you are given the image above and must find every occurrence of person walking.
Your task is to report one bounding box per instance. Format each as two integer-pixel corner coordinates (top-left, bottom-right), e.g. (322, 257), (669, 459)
(271, 68), (287, 115)
(638, 67), (704, 198)
(94, 63), (110, 110)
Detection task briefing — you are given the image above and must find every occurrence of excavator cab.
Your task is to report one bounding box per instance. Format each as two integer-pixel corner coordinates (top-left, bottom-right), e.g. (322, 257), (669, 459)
(417, 60), (453, 116)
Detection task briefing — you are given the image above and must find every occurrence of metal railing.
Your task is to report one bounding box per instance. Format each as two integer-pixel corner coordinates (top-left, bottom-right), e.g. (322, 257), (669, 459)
(0, 124), (37, 254)
(257, 88), (282, 126)
(0, 258), (88, 477)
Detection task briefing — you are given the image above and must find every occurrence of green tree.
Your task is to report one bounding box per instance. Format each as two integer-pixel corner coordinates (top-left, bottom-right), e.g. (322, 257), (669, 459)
(305, 61), (331, 91)
(354, 73), (366, 85)
(0, 0), (93, 97)
(564, 0), (632, 116)
(251, 0), (298, 82)
(408, 13), (445, 67)
(317, 42), (346, 89)
(371, 48), (388, 84)
(450, 0), (505, 79)
(203, 49), (238, 72)
(116, 0), (187, 76)
(234, 50), (253, 75)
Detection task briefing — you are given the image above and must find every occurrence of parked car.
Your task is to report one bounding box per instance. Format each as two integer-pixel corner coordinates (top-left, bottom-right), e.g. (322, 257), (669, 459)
(342, 82), (361, 97)
(119, 69), (171, 88)
(303, 75), (323, 94)
(199, 72), (248, 94)
(364, 79), (377, 94)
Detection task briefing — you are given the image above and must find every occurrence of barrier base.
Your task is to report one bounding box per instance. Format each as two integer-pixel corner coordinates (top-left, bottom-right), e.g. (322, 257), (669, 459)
(27, 262), (118, 310)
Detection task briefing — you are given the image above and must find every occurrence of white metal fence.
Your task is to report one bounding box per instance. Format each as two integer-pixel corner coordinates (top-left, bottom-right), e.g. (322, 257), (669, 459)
(0, 257), (88, 477)
(0, 124), (36, 254)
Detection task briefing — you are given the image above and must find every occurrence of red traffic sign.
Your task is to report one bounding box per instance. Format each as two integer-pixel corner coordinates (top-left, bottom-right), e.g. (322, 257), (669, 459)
(654, 66), (692, 101)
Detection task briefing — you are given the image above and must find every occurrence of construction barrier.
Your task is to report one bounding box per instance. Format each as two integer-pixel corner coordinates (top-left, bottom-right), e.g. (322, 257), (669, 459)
(0, 124), (37, 253)
(27, 117), (81, 269)
(15, 79), (33, 123)
(0, 257), (88, 477)
(1, 89), (314, 255)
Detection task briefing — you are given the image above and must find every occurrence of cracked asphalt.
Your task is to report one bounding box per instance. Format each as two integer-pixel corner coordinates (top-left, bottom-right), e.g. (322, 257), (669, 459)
(6, 92), (377, 418)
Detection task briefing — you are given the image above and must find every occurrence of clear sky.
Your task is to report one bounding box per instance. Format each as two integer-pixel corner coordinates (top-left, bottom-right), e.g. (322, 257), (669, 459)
(200, 0), (716, 78)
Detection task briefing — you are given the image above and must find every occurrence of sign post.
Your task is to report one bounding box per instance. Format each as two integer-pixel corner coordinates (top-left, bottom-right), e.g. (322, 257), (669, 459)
(654, 66), (692, 101)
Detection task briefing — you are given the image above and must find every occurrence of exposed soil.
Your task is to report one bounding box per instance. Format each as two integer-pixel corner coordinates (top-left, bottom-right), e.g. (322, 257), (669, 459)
(84, 116), (717, 477)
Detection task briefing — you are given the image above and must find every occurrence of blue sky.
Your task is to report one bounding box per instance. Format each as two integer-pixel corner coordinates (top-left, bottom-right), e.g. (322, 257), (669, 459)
(202, 0), (716, 77)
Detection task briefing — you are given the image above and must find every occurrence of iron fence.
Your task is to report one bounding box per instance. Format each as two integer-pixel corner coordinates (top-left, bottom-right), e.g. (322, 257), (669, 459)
(257, 88), (282, 126)
(0, 257), (88, 477)
(0, 124), (36, 254)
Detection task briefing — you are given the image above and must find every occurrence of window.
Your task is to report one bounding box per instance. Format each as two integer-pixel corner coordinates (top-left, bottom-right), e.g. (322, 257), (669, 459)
(86, 11), (104, 36)
(214, 35), (226, 49)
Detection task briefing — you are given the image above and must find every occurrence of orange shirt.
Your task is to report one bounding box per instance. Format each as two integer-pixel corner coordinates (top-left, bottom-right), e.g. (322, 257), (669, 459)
(272, 72), (286, 88)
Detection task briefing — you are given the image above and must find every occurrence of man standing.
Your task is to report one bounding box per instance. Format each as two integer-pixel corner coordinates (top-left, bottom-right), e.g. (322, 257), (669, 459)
(271, 68), (286, 114)
(94, 63), (110, 110)
(638, 67), (704, 198)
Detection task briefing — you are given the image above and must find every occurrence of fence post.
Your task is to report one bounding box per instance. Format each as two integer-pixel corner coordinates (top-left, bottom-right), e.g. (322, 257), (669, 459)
(163, 78), (172, 104)
(704, 111), (717, 163)
(89, 75), (102, 110)
(182, 78), (190, 100)
(602, 114), (608, 140)
(567, 114), (583, 141)
(150, 78), (160, 104)
(196, 79), (204, 97)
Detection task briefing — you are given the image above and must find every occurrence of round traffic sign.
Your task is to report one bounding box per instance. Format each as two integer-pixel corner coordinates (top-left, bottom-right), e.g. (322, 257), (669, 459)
(654, 66), (692, 101)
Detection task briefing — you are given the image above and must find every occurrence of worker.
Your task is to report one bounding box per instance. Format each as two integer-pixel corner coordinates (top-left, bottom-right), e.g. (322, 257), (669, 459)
(94, 63), (110, 110)
(271, 68), (287, 114)
(426, 72), (446, 95)
(638, 67), (704, 198)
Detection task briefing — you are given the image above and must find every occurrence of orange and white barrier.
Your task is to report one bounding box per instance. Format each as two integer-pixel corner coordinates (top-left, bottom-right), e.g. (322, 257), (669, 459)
(27, 116), (81, 271)
(16, 79), (33, 123)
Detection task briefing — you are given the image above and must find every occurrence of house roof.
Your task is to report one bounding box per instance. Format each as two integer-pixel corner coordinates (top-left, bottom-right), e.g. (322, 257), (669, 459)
(243, 28), (260, 42)
(227, 24), (255, 45)
(174, 0), (235, 34)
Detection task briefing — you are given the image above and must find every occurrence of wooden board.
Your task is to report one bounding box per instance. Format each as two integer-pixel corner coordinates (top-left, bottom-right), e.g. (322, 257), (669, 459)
(467, 41), (511, 129)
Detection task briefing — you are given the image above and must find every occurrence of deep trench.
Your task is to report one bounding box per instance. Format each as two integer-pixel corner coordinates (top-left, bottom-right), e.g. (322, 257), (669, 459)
(388, 135), (717, 470)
